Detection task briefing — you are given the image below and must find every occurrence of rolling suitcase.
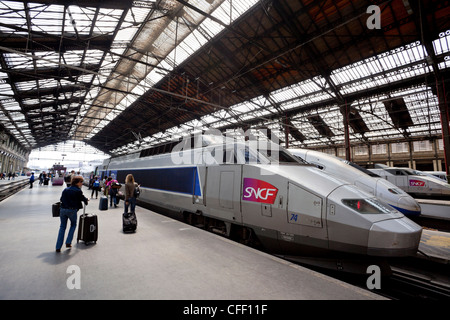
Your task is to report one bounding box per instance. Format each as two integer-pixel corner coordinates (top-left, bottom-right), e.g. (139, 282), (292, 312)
(122, 212), (137, 233)
(52, 202), (61, 217)
(52, 177), (64, 186)
(77, 205), (98, 245)
(99, 196), (108, 211)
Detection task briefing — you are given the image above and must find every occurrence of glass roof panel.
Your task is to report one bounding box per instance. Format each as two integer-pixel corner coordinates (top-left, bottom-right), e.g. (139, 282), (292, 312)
(0, 1), (448, 155)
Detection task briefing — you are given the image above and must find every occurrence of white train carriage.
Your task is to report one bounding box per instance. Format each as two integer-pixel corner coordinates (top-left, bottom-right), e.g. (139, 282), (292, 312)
(100, 138), (422, 258)
(288, 149), (421, 216)
(369, 165), (450, 199)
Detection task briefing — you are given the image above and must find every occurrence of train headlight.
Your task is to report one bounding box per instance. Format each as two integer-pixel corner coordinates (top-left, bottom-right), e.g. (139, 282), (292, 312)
(342, 198), (395, 214)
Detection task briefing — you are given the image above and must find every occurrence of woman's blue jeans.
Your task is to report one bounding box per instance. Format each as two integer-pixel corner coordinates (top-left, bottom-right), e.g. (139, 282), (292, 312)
(56, 208), (78, 250)
(110, 194), (117, 207)
(124, 197), (136, 214)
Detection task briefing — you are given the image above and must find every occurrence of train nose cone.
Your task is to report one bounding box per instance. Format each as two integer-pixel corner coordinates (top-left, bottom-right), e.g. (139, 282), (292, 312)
(398, 196), (421, 216)
(367, 217), (422, 257)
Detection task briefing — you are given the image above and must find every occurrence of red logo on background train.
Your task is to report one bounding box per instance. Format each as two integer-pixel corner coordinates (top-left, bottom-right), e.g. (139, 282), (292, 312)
(409, 179), (425, 187)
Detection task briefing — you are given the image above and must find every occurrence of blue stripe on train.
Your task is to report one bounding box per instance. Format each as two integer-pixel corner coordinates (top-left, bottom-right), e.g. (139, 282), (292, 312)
(102, 167), (202, 197)
(389, 204), (421, 216)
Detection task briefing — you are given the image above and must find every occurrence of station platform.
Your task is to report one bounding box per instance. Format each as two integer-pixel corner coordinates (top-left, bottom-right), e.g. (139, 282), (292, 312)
(0, 175), (28, 186)
(417, 198), (450, 221)
(0, 182), (383, 300)
(418, 229), (450, 264)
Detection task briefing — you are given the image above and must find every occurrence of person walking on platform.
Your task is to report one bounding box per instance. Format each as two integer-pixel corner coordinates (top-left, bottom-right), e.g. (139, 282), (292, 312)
(104, 176), (112, 196)
(109, 180), (120, 208)
(90, 176), (101, 199)
(124, 174), (139, 215)
(29, 172), (35, 188)
(55, 175), (89, 252)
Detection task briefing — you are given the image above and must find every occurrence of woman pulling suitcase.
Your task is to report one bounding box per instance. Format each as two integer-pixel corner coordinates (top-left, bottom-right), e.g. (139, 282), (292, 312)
(123, 174), (139, 232)
(55, 175), (89, 252)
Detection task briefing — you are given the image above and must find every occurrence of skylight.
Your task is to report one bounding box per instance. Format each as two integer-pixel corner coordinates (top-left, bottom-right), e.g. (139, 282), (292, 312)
(111, 32), (450, 155)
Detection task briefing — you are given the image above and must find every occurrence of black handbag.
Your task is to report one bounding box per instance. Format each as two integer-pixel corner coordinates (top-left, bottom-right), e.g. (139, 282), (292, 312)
(111, 182), (121, 189)
(52, 202), (61, 217)
(133, 185), (140, 198)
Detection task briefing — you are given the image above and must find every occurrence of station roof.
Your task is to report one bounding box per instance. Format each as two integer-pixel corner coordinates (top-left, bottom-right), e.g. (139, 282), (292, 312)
(0, 0), (449, 156)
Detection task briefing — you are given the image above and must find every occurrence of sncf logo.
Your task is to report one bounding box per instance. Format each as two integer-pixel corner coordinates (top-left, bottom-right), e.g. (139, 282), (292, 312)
(243, 178), (278, 204)
(409, 179), (425, 187)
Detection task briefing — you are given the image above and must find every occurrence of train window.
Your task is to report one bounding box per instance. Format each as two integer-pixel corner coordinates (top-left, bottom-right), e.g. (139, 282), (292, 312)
(261, 149), (301, 163)
(293, 155), (308, 164)
(386, 169), (405, 176)
(342, 198), (394, 214)
(244, 147), (261, 164)
(310, 162), (324, 170)
(388, 188), (403, 194)
(205, 147), (236, 164)
(344, 160), (380, 177)
(225, 149), (237, 164)
(410, 169), (426, 176)
(279, 151), (300, 163)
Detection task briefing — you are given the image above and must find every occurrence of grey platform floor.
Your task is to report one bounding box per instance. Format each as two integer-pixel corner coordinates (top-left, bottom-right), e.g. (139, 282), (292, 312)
(0, 182), (383, 300)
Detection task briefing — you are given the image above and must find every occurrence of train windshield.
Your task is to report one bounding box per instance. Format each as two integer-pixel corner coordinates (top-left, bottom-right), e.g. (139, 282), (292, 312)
(402, 168), (422, 175)
(343, 160), (380, 177)
(409, 169), (431, 177)
(208, 143), (271, 164)
(258, 148), (303, 164)
(342, 198), (396, 214)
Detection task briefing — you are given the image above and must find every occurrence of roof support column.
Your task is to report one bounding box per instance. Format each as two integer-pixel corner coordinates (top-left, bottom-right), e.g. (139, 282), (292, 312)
(342, 101), (351, 162)
(436, 77), (450, 183)
(284, 115), (289, 149)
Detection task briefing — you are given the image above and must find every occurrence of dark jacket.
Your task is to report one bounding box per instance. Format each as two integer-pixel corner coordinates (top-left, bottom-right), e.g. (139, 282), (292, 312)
(124, 182), (135, 201)
(60, 186), (88, 209)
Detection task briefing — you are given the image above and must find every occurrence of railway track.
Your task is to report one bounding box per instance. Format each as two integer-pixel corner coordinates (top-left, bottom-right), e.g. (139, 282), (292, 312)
(379, 255), (450, 300)
(0, 179), (29, 202)
(285, 253), (450, 300)
(409, 215), (450, 232)
(380, 267), (450, 299)
(337, 257), (449, 300)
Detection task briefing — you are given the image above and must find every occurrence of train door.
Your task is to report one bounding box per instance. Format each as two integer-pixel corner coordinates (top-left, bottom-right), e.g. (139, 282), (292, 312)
(204, 165), (242, 223)
(287, 182), (323, 227)
(394, 170), (408, 192)
(285, 182), (328, 250)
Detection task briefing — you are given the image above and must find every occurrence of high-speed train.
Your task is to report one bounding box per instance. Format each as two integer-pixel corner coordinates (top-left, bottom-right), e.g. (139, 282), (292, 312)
(288, 149), (421, 216)
(99, 136), (422, 259)
(369, 165), (450, 200)
(80, 160), (104, 186)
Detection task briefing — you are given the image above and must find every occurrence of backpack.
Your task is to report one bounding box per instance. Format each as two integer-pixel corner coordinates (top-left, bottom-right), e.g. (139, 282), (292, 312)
(93, 180), (100, 188)
(133, 185), (140, 198)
